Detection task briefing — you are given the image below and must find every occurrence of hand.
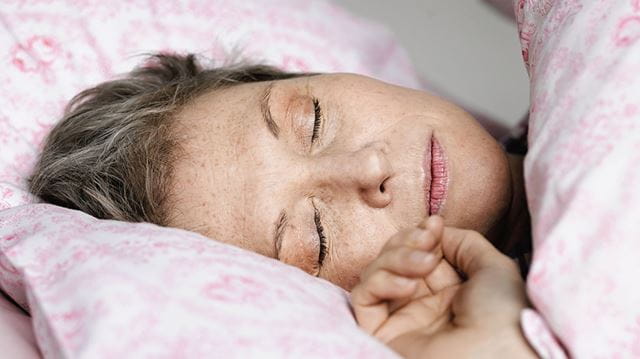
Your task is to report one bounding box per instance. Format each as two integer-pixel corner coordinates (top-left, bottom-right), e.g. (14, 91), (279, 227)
(351, 216), (462, 343)
(389, 227), (538, 358)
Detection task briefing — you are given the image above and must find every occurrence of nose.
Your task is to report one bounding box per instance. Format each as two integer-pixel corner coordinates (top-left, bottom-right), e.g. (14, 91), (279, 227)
(312, 141), (393, 208)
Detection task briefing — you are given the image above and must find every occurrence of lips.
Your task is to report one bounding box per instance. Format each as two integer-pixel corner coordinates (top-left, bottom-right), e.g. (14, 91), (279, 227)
(423, 136), (448, 215)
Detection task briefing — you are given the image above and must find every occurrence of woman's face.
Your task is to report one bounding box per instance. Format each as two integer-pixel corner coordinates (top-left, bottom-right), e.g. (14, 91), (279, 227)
(169, 74), (512, 289)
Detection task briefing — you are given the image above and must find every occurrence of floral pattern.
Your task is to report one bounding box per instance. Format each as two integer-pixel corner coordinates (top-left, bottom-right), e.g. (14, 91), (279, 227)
(0, 204), (397, 358)
(516, 0), (640, 357)
(0, 0), (418, 357)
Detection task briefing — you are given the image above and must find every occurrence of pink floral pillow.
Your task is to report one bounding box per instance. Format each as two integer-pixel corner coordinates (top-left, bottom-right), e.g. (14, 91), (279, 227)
(0, 0), (421, 356)
(0, 204), (397, 358)
(514, 0), (640, 357)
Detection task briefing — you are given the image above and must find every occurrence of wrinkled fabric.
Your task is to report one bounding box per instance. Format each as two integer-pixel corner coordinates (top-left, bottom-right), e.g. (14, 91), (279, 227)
(515, 0), (640, 358)
(0, 1), (419, 357)
(0, 204), (398, 358)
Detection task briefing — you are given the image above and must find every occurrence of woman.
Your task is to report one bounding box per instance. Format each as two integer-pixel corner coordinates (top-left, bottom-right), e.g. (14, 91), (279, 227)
(29, 54), (536, 357)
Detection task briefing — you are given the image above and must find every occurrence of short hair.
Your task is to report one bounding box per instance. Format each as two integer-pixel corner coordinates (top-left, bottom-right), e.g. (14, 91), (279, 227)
(29, 53), (301, 225)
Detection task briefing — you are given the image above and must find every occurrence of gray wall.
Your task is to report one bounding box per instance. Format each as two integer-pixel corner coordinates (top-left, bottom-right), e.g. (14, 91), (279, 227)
(335, 0), (529, 127)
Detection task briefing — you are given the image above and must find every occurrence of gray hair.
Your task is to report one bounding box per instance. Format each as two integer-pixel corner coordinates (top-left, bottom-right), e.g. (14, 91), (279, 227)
(29, 53), (300, 225)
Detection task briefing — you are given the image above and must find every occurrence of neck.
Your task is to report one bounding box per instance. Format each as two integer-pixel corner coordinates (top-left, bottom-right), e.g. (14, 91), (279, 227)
(490, 154), (531, 257)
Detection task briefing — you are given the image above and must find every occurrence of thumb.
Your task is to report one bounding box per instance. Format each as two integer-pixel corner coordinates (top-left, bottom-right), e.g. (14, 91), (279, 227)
(441, 227), (526, 325)
(440, 227), (515, 277)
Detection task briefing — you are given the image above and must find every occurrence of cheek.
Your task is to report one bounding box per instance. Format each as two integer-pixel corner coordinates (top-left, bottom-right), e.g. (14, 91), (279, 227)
(332, 252), (377, 291)
(444, 137), (511, 233)
(327, 216), (393, 290)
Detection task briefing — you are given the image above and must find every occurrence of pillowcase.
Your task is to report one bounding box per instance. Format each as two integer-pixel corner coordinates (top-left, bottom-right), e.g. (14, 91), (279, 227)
(0, 0), (421, 208)
(514, 1), (640, 357)
(0, 0), (420, 356)
(0, 204), (397, 358)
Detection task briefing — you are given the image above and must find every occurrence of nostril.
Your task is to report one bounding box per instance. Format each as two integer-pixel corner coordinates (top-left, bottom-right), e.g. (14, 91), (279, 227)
(379, 177), (390, 193)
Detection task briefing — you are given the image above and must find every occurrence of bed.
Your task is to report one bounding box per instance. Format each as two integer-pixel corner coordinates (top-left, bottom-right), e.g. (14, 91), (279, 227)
(2, 0), (640, 358)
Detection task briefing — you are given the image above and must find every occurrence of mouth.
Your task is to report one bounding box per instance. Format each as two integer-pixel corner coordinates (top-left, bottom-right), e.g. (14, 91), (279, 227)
(423, 135), (449, 215)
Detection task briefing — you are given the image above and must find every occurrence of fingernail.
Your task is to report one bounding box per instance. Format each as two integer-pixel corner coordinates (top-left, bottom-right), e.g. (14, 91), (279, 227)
(410, 251), (434, 264)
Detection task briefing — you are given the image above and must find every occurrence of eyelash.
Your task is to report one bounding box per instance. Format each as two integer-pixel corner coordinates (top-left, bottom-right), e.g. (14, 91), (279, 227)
(310, 98), (326, 269)
(311, 98), (323, 144)
(313, 206), (328, 267)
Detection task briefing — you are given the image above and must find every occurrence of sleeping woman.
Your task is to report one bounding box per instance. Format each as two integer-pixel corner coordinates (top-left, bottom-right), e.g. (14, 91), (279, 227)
(28, 53), (537, 357)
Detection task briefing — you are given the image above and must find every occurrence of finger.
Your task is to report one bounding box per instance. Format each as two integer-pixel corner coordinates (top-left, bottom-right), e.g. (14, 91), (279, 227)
(440, 228), (527, 327)
(381, 226), (439, 254)
(440, 227), (514, 277)
(424, 259), (463, 293)
(360, 245), (440, 281)
(450, 267), (527, 328)
(420, 215), (444, 240)
(351, 270), (417, 333)
(353, 270), (418, 306)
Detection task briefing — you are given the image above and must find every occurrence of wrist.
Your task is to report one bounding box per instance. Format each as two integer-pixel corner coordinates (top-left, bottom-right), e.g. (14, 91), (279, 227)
(501, 325), (539, 359)
(471, 325), (538, 359)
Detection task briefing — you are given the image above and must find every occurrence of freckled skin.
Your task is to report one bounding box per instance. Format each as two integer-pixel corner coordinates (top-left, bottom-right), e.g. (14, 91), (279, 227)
(168, 74), (514, 290)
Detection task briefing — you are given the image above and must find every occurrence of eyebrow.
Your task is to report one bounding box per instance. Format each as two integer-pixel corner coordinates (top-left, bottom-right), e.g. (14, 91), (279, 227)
(273, 210), (288, 260)
(260, 82), (280, 138)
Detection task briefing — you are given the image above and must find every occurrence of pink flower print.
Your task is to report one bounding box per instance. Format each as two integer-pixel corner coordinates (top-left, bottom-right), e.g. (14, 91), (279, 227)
(202, 274), (268, 306)
(1, 187), (14, 201)
(11, 47), (39, 73)
(533, 0), (554, 17)
(615, 16), (640, 47)
(10, 36), (62, 83)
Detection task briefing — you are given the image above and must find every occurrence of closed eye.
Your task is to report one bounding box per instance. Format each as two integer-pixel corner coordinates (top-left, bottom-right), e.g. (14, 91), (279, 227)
(313, 205), (328, 267)
(311, 98), (323, 144)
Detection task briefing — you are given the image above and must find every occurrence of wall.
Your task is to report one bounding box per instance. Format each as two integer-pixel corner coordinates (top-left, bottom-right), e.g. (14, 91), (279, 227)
(335, 0), (529, 127)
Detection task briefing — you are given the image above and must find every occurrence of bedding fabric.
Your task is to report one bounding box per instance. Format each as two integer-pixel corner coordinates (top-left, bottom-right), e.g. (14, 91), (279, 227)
(0, 0), (420, 357)
(0, 290), (40, 359)
(515, 0), (640, 358)
(0, 204), (397, 358)
(5, 0), (639, 357)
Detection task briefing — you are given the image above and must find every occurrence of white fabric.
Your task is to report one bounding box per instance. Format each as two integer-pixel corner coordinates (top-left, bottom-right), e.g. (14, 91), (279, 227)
(516, 0), (640, 357)
(0, 204), (397, 358)
(0, 0), (420, 357)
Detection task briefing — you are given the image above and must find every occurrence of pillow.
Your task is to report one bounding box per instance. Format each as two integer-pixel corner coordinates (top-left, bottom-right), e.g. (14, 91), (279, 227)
(0, 0), (419, 356)
(0, 204), (397, 358)
(514, 1), (640, 357)
(0, 0), (421, 208)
